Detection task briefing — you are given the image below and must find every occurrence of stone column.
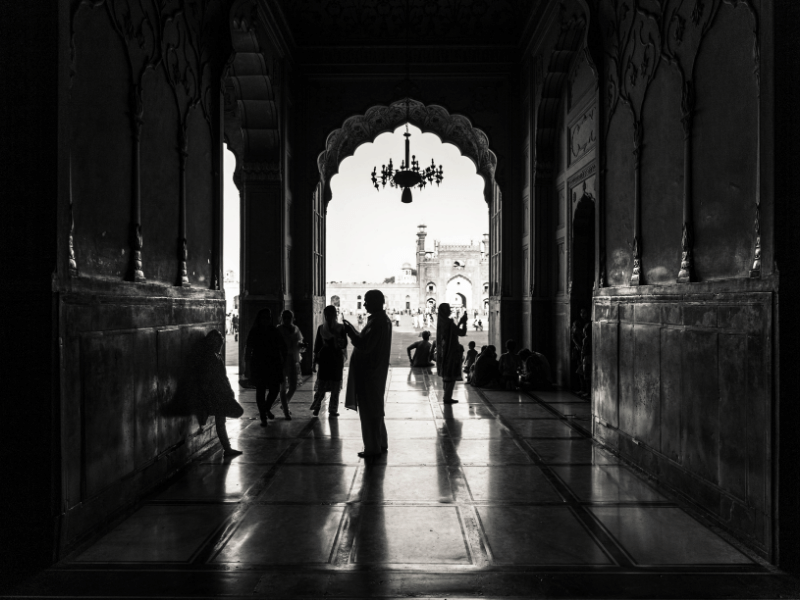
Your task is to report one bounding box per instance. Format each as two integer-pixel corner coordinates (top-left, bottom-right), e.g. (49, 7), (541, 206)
(238, 161), (284, 370)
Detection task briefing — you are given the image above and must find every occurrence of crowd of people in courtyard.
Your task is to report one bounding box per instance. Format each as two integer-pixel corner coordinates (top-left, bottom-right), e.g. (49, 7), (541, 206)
(201, 291), (591, 458)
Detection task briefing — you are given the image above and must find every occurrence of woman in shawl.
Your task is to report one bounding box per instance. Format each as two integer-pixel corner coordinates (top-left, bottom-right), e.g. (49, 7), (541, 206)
(471, 344), (501, 388)
(244, 308), (287, 426)
(435, 302), (469, 403)
(311, 305), (348, 417)
(196, 330), (243, 456)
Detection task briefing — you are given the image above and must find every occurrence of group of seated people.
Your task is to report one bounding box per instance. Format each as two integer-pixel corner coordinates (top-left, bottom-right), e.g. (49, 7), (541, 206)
(406, 331), (556, 392)
(463, 339), (554, 391)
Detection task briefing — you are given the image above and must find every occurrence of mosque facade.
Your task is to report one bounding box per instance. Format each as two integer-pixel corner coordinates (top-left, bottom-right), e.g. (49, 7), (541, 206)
(326, 225), (489, 315)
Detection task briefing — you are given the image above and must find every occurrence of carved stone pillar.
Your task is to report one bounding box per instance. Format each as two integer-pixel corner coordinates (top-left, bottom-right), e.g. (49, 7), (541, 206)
(238, 161), (284, 370)
(128, 87), (146, 282)
(677, 81), (695, 283)
(68, 153), (77, 276)
(630, 123), (643, 286)
(176, 130), (190, 287)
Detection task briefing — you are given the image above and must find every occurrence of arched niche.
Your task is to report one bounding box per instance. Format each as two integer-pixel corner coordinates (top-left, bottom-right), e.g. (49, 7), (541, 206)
(318, 98), (498, 205)
(534, 13), (588, 174)
(223, 0), (280, 186)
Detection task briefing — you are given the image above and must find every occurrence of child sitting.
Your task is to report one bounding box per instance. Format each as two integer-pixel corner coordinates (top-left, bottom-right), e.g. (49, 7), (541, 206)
(463, 341), (478, 374)
(498, 339), (523, 390)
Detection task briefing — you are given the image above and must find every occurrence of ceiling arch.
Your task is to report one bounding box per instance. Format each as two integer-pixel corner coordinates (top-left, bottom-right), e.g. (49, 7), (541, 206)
(223, 0), (280, 183)
(534, 12), (588, 174)
(318, 98), (498, 204)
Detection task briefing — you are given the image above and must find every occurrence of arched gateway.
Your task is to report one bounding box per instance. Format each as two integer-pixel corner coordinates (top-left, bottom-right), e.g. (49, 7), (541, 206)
(311, 98), (504, 348)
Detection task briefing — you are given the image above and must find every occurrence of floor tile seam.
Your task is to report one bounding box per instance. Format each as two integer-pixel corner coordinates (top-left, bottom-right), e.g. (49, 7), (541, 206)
(191, 423), (320, 565)
(327, 464), (362, 566)
(472, 388), (637, 569)
(522, 390), (593, 438)
(524, 392), (772, 568)
(422, 368), (494, 568)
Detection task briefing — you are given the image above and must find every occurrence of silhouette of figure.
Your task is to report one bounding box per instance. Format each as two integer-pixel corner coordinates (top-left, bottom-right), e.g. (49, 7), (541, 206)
(436, 302), (468, 403)
(466, 344), (488, 384)
(343, 289), (392, 458)
(498, 339), (522, 390)
(244, 308), (287, 426)
(407, 330), (434, 367)
(463, 340), (478, 374)
(195, 330), (243, 456)
(311, 305), (348, 417)
(472, 345), (500, 388)
(277, 310), (304, 420)
(571, 308), (589, 392)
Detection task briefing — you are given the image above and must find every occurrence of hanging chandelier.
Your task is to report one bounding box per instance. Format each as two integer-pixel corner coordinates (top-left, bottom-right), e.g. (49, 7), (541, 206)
(370, 113), (444, 204)
(368, 0), (443, 204)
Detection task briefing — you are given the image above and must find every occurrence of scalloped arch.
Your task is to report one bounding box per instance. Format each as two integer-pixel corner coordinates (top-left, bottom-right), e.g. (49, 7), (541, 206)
(318, 98), (497, 204)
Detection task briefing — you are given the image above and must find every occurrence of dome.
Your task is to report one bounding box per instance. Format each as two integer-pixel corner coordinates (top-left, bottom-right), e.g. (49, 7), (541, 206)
(402, 262), (412, 269)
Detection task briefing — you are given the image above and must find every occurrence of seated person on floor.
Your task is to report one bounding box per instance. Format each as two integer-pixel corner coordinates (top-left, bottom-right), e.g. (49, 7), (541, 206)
(498, 339), (522, 390)
(519, 349), (554, 391)
(467, 344), (488, 384)
(463, 341), (478, 374)
(517, 348), (533, 377)
(471, 345), (500, 388)
(407, 330), (435, 367)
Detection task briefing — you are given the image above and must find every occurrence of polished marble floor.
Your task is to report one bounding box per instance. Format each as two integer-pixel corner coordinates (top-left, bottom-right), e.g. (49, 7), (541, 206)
(10, 333), (800, 599)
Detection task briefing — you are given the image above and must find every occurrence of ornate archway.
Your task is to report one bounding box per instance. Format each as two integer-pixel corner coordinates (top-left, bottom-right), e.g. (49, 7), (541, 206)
(317, 98), (498, 205)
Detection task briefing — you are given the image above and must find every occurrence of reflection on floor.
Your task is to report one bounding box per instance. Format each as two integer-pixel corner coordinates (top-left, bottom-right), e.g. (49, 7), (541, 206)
(12, 346), (800, 598)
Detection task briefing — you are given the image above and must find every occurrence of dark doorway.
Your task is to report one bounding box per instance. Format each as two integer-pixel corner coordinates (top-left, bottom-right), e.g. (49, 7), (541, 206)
(570, 195), (595, 390)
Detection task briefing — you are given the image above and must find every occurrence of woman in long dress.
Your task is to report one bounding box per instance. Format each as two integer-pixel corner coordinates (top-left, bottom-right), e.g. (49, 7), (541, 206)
(311, 305), (348, 417)
(244, 308), (287, 426)
(195, 330), (243, 456)
(435, 302), (469, 403)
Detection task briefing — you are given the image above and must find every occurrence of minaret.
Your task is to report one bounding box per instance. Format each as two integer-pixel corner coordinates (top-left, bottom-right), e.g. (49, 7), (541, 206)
(416, 224), (427, 267)
(416, 225), (427, 310)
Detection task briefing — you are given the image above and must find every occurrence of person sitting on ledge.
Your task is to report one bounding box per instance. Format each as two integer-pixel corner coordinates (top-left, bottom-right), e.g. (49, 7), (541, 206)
(407, 330), (435, 368)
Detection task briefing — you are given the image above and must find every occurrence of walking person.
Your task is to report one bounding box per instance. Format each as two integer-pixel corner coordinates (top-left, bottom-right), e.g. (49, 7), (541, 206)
(311, 305), (348, 417)
(343, 289), (392, 458)
(435, 302), (469, 403)
(244, 308), (287, 426)
(277, 310), (304, 420)
(195, 330), (243, 456)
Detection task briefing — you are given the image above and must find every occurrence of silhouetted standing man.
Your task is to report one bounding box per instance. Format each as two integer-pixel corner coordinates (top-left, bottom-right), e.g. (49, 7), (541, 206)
(343, 289), (392, 457)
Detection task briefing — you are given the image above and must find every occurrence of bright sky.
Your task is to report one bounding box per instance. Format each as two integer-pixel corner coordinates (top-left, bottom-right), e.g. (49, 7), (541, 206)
(222, 124), (488, 282)
(222, 148), (240, 279)
(327, 124), (487, 282)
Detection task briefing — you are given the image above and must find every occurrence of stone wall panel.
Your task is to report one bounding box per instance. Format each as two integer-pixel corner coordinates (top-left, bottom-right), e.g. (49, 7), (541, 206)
(592, 291), (773, 555)
(692, 4), (759, 280)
